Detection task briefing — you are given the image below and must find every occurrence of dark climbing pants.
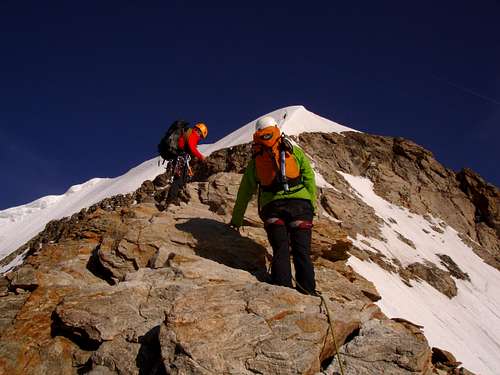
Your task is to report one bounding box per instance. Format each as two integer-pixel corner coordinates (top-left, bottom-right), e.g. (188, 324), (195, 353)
(166, 174), (186, 204)
(261, 199), (316, 294)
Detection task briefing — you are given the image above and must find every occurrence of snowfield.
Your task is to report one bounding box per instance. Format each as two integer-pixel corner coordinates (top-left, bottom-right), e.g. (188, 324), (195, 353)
(1, 105), (499, 375)
(341, 172), (500, 375)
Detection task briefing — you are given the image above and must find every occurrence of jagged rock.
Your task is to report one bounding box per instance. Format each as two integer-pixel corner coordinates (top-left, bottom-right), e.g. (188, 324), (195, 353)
(191, 143), (253, 181)
(97, 221), (171, 282)
(456, 168), (500, 236)
(97, 194), (135, 212)
(314, 257), (381, 303)
(406, 262), (457, 298)
(431, 347), (477, 374)
(432, 347), (457, 365)
(0, 189), (393, 375)
(436, 254), (470, 281)
(55, 285), (154, 342)
(6, 265), (38, 291)
(135, 180), (156, 203)
(310, 221), (352, 261)
(324, 318), (433, 375)
(152, 172), (170, 188)
(0, 292), (29, 334)
(320, 189), (383, 240)
(351, 247), (400, 275)
(50, 252), (376, 374)
(148, 245), (173, 268)
(396, 231), (416, 249)
(0, 286), (79, 374)
(1, 129), (493, 375)
(160, 283), (322, 374)
(198, 172), (244, 215)
(298, 132), (500, 271)
(159, 275), (370, 375)
(0, 277), (9, 296)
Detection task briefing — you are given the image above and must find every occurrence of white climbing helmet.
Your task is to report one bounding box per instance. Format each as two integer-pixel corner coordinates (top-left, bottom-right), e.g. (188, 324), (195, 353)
(255, 116), (278, 131)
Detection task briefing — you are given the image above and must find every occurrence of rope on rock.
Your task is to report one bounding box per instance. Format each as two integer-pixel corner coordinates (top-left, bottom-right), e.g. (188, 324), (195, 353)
(241, 217), (346, 374)
(293, 277), (346, 375)
(316, 290), (346, 375)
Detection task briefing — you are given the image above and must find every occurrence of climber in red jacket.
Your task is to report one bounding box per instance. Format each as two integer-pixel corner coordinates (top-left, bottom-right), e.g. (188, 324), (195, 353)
(177, 122), (208, 161)
(165, 122), (208, 208)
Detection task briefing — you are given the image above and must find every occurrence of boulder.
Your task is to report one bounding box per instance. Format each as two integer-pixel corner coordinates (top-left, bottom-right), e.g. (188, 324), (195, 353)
(324, 318), (433, 375)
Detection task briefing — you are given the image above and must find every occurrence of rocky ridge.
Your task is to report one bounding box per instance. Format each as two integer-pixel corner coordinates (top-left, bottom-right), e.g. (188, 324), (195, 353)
(0, 129), (495, 374)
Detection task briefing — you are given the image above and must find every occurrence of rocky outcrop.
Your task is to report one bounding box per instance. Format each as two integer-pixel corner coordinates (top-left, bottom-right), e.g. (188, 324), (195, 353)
(0, 168), (474, 374)
(405, 262), (458, 298)
(324, 318), (433, 375)
(456, 168), (500, 235)
(1, 127), (492, 374)
(296, 132), (499, 271)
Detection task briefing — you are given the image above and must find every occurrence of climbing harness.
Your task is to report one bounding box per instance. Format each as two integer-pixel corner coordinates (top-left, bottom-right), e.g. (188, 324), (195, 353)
(165, 153), (192, 184)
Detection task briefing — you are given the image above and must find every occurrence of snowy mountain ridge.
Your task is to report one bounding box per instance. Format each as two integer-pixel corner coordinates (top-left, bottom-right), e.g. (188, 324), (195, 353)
(0, 106), (352, 263)
(0, 105), (499, 375)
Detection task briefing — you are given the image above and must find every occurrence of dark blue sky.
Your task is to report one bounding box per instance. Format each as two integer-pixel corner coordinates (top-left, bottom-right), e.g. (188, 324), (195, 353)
(1, 1), (499, 210)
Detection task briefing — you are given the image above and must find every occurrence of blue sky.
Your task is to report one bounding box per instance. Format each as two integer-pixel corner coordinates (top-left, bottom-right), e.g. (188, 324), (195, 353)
(1, 0), (499, 209)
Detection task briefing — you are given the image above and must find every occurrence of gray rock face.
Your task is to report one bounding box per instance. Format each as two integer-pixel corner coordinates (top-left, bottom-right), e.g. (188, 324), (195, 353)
(324, 319), (433, 375)
(436, 254), (470, 282)
(456, 168), (500, 237)
(0, 291), (29, 334)
(160, 281), (330, 374)
(405, 262), (458, 298)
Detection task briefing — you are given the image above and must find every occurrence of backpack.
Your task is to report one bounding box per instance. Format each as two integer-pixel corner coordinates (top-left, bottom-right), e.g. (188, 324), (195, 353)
(158, 120), (189, 161)
(252, 126), (301, 192)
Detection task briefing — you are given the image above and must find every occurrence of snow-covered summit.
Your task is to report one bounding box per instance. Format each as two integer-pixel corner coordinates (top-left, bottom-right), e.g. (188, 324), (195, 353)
(201, 105), (356, 155)
(0, 105), (352, 263)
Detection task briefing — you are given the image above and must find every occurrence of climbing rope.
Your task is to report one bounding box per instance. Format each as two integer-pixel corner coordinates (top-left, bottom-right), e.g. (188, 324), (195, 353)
(316, 290), (346, 375)
(293, 277), (346, 375)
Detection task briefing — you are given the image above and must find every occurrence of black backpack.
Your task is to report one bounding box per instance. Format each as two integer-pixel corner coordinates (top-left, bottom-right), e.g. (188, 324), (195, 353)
(158, 120), (189, 161)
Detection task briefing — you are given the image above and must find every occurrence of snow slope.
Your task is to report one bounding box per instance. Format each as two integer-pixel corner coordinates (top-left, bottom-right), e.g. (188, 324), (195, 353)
(0, 105), (353, 264)
(340, 172), (500, 375)
(0, 159), (166, 264)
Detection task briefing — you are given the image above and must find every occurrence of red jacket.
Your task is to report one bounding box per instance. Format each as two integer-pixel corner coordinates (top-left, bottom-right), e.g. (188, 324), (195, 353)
(178, 128), (204, 160)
